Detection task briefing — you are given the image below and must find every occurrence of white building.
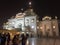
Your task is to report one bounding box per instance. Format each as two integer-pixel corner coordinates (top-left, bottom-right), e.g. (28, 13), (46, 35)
(3, 1), (59, 37)
(3, 3), (38, 36)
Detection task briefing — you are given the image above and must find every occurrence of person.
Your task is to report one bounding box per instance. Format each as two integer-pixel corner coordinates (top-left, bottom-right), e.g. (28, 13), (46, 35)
(12, 35), (17, 45)
(1, 32), (6, 45)
(6, 33), (10, 45)
(21, 34), (27, 45)
(12, 34), (20, 45)
(0, 33), (1, 45)
(26, 33), (29, 38)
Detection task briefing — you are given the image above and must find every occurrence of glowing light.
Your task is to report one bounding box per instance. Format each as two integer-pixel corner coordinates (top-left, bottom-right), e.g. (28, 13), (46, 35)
(31, 19), (34, 22)
(37, 26), (39, 29)
(53, 26), (55, 29)
(29, 2), (31, 5)
(31, 26), (34, 28)
(32, 40), (34, 45)
(26, 40), (29, 45)
(55, 16), (57, 19)
(40, 27), (43, 29)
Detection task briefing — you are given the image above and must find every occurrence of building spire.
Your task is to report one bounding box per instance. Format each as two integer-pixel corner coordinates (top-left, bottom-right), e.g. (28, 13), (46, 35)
(21, 8), (23, 12)
(21, 8), (23, 11)
(29, 1), (32, 8)
(29, 1), (32, 6)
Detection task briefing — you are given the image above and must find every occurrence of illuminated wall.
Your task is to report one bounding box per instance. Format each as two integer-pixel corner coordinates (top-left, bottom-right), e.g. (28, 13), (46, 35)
(39, 16), (59, 37)
(3, 9), (37, 35)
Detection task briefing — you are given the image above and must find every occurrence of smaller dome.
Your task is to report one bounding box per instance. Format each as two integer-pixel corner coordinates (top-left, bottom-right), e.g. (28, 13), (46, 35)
(55, 16), (58, 19)
(42, 16), (52, 20)
(15, 12), (26, 18)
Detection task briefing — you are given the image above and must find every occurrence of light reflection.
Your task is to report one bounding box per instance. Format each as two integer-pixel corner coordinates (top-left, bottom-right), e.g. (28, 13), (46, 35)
(26, 39), (29, 45)
(32, 39), (34, 45)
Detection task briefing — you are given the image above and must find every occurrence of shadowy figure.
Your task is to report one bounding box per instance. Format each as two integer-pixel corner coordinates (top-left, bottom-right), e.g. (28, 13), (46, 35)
(21, 34), (27, 45)
(12, 35), (18, 45)
(6, 33), (10, 45)
(0, 33), (1, 45)
(26, 33), (29, 38)
(1, 33), (6, 45)
(12, 34), (20, 45)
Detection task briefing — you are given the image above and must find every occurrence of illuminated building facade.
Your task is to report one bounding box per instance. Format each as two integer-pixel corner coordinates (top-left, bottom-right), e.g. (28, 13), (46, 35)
(3, 1), (59, 37)
(38, 16), (59, 37)
(3, 2), (39, 37)
(3, 9), (37, 33)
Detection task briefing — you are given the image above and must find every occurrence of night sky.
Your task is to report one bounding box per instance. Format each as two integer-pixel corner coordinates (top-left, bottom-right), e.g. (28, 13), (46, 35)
(0, 0), (60, 29)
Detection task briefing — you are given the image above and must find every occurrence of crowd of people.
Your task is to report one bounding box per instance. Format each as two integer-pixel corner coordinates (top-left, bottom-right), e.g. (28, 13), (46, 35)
(0, 32), (29, 45)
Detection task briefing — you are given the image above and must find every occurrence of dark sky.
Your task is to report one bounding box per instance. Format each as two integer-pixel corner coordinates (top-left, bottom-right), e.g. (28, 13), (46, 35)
(0, 0), (60, 28)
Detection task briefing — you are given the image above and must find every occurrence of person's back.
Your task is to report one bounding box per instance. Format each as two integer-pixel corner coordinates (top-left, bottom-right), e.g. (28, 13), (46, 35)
(12, 35), (20, 45)
(12, 35), (17, 45)
(6, 33), (10, 45)
(1, 33), (6, 45)
(21, 34), (27, 45)
(0, 33), (1, 45)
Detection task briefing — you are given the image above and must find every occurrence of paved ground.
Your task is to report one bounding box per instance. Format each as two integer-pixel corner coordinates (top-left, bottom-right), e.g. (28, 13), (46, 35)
(5, 37), (60, 45)
(26, 38), (60, 45)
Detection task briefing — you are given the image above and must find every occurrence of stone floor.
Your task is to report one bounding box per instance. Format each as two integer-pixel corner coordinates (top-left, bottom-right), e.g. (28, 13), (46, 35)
(4, 37), (60, 45)
(26, 38), (60, 45)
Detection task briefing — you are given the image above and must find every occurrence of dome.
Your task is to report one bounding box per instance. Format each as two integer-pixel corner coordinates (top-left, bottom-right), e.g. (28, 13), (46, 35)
(24, 9), (37, 16)
(15, 12), (26, 18)
(42, 16), (52, 20)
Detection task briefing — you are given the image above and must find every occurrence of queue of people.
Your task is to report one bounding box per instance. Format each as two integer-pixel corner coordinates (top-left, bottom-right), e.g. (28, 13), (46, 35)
(0, 32), (29, 45)
(0, 32), (10, 45)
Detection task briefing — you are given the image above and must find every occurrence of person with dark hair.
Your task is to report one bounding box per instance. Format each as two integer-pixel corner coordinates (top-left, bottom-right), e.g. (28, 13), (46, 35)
(6, 33), (10, 45)
(0, 33), (1, 45)
(12, 34), (20, 45)
(12, 35), (17, 45)
(1, 33), (6, 45)
(26, 33), (29, 38)
(21, 34), (27, 45)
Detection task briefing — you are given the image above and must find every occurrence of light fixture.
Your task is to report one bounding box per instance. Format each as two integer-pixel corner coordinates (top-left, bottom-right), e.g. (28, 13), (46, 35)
(29, 2), (31, 5)
(31, 26), (34, 28)
(53, 26), (55, 29)
(31, 19), (34, 22)
(40, 27), (43, 29)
